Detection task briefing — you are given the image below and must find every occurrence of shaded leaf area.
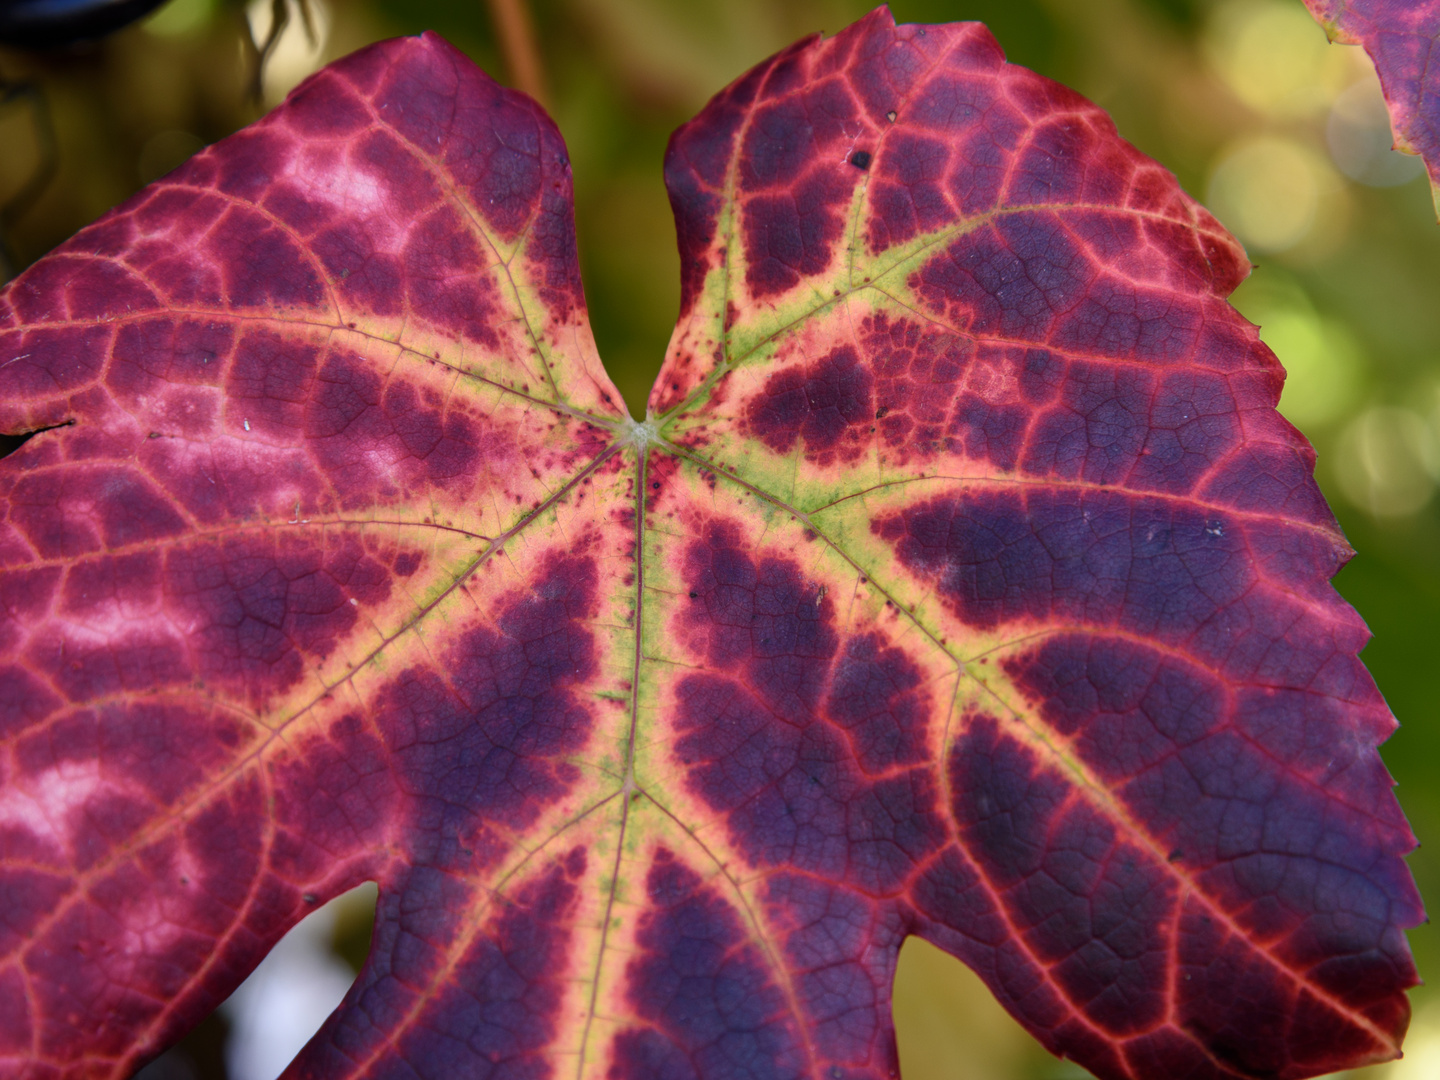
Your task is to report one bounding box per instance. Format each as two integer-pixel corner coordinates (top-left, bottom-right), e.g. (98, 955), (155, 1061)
(0, 9), (1423, 1080)
(1303, 0), (1440, 211)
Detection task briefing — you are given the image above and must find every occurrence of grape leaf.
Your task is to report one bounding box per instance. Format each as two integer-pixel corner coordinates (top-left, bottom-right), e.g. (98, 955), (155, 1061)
(1304, 0), (1440, 211)
(0, 8), (1423, 1079)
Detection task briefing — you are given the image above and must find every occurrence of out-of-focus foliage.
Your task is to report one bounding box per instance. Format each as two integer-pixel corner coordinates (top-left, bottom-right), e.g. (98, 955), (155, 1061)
(2, 1), (1435, 1078)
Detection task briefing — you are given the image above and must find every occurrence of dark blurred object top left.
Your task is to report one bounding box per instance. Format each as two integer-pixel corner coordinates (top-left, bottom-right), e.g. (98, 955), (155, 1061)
(0, 0), (170, 48)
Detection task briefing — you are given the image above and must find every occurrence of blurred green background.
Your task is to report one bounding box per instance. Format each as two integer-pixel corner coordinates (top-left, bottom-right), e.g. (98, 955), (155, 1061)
(3, 1), (1437, 1077)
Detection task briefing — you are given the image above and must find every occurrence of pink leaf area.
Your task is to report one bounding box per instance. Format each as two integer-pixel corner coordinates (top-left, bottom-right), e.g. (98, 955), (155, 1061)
(0, 9), (1423, 1080)
(1304, 0), (1440, 208)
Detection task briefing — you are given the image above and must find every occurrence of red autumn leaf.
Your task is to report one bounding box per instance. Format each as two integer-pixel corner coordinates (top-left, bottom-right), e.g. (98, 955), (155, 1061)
(0, 8), (1423, 1079)
(1303, 0), (1440, 210)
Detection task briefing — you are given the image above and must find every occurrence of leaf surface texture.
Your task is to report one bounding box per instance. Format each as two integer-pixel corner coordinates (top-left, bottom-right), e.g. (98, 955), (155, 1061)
(0, 10), (1423, 1080)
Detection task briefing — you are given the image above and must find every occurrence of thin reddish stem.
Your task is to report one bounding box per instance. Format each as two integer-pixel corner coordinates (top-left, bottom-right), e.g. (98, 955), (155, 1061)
(486, 0), (550, 109)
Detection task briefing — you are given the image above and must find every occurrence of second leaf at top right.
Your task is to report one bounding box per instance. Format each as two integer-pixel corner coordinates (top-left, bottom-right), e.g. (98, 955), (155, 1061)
(1303, 0), (1440, 214)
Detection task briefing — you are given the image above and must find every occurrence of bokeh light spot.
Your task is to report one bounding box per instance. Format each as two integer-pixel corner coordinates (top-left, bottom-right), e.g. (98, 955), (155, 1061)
(1259, 308), (1364, 427)
(1208, 135), (1330, 252)
(1205, 0), (1364, 117)
(1328, 74), (1427, 187)
(1335, 406), (1440, 517)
